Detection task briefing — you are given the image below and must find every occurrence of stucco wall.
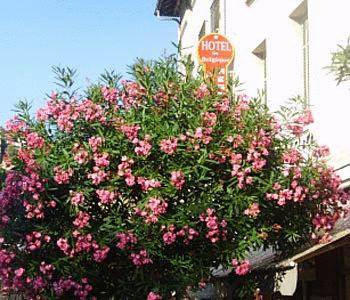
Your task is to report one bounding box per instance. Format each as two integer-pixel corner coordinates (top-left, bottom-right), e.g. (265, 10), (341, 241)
(177, 0), (350, 178)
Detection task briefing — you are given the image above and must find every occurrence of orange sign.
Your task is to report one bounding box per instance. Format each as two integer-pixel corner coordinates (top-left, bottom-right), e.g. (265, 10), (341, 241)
(198, 33), (234, 91)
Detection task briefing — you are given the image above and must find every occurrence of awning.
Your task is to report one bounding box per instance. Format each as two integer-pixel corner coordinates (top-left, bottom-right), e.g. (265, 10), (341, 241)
(273, 229), (350, 296)
(279, 228), (350, 266)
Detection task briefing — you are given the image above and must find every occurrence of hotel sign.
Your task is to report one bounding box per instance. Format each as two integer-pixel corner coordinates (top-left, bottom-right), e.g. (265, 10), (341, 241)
(197, 33), (234, 91)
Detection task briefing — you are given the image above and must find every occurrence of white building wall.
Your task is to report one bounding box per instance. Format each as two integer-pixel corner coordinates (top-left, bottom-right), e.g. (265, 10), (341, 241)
(177, 0), (350, 179)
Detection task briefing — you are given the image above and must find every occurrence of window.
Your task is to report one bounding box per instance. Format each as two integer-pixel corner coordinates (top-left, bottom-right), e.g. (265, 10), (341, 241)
(290, 0), (309, 105)
(210, 0), (220, 33)
(198, 21), (207, 40)
(253, 40), (267, 103)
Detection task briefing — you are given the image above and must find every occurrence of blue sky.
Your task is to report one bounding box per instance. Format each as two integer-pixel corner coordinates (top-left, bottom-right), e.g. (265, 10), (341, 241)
(0, 0), (177, 124)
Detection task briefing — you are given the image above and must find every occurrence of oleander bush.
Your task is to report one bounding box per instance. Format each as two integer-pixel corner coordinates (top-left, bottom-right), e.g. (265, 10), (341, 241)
(0, 56), (348, 299)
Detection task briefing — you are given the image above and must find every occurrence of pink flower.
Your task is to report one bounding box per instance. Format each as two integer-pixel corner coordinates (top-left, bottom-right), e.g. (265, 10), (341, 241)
(137, 177), (161, 192)
(214, 98), (230, 113)
(200, 209), (227, 243)
(73, 211), (90, 229)
(120, 124), (140, 141)
(135, 140), (152, 156)
(70, 192), (85, 206)
(88, 136), (104, 152)
(160, 137), (178, 155)
(116, 232), (138, 249)
(54, 167), (73, 185)
(147, 292), (162, 300)
(93, 153), (110, 168)
(96, 189), (116, 205)
(295, 109), (314, 125)
(147, 198), (168, 216)
(244, 203), (260, 218)
(74, 150), (89, 164)
(130, 249), (152, 266)
(203, 112), (217, 127)
(14, 268), (25, 278)
(287, 124), (304, 137)
(231, 259), (250, 276)
(26, 132), (45, 149)
(314, 145), (330, 158)
(282, 149), (300, 164)
(88, 166), (108, 185)
(93, 246), (110, 262)
(170, 171), (185, 190)
(163, 232), (176, 245)
(194, 83), (210, 99)
(57, 238), (71, 255)
(101, 86), (118, 103)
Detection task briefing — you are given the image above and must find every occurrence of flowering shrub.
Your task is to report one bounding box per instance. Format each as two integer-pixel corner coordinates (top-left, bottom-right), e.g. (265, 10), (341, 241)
(0, 57), (348, 299)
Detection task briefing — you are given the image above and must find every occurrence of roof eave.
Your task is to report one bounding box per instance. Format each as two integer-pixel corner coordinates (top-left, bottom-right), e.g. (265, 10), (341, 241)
(154, 0), (181, 17)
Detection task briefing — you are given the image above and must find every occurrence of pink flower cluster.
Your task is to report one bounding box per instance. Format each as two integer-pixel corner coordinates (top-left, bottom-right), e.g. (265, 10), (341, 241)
(116, 231), (138, 250)
(230, 152), (253, 189)
(26, 132), (45, 149)
(130, 249), (152, 266)
(88, 166), (108, 185)
(88, 136), (104, 152)
(96, 189), (117, 205)
(53, 277), (93, 300)
(161, 224), (199, 246)
(26, 231), (51, 251)
(147, 291), (162, 300)
(244, 203), (261, 218)
(120, 124), (140, 142)
(231, 259), (250, 276)
(135, 139), (152, 156)
(226, 134), (244, 149)
(73, 211), (90, 229)
(93, 153), (110, 168)
(266, 178), (309, 206)
(137, 177), (161, 192)
(153, 90), (170, 106)
(5, 115), (27, 133)
(194, 83), (210, 99)
(199, 209), (227, 243)
(93, 246), (110, 263)
(70, 192), (85, 206)
(202, 112), (217, 127)
(193, 127), (213, 146)
(287, 110), (313, 137)
(135, 197), (168, 224)
(101, 86), (118, 103)
(233, 95), (250, 121)
(294, 109), (314, 125)
(214, 98), (230, 113)
(170, 171), (185, 190)
(57, 232), (110, 263)
(54, 167), (73, 185)
(160, 137), (178, 155)
(117, 156), (136, 186)
(73, 149), (89, 165)
(120, 81), (147, 110)
(39, 261), (54, 277)
(81, 99), (106, 123)
(282, 149), (301, 164)
(314, 145), (330, 158)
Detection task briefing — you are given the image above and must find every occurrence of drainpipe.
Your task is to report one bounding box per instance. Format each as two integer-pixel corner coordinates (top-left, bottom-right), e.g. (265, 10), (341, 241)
(224, 0), (227, 35)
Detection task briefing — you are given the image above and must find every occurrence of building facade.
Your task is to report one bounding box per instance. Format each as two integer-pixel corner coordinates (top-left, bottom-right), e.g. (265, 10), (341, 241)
(155, 0), (350, 185)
